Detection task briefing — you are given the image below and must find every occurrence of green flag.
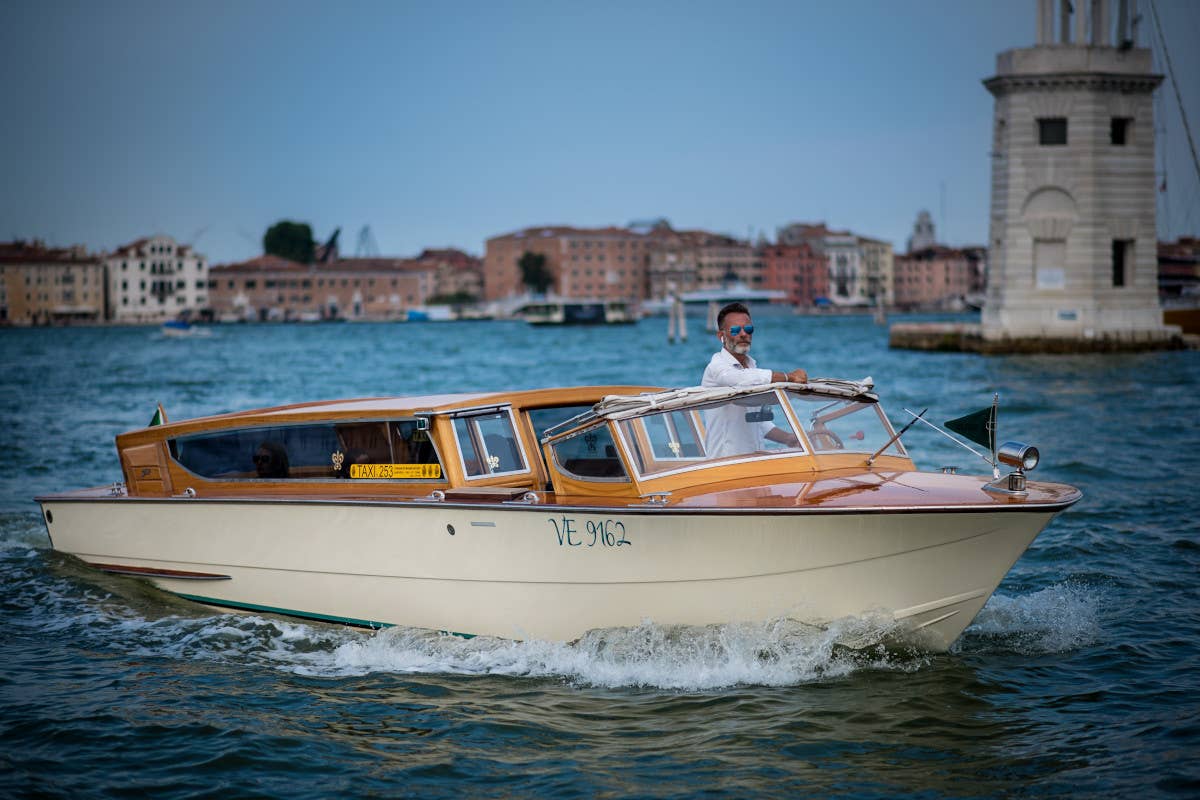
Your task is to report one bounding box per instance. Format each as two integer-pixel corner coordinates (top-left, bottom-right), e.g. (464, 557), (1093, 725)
(149, 404), (167, 427)
(945, 406), (994, 451)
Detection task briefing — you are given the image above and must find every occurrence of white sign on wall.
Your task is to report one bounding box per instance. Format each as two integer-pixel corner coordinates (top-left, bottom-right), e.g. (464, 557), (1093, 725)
(1037, 268), (1065, 290)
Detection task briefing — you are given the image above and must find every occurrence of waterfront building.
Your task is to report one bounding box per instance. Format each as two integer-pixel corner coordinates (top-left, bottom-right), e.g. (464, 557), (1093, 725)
(1158, 236), (1200, 299)
(645, 231), (700, 300)
(894, 246), (985, 310)
(825, 233), (868, 306)
(416, 248), (484, 301)
(105, 235), (208, 323)
(760, 243), (829, 306)
(777, 222), (891, 307)
(858, 236), (896, 307)
(644, 226), (781, 304)
(691, 234), (763, 293)
(981, 0), (1176, 347)
(0, 240), (105, 325)
(483, 226), (651, 302)
(894, 212), (989, 310)
(208, 255), (431, 322)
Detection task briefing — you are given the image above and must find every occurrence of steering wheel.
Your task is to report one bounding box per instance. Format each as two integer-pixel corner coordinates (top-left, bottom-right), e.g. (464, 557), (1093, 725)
(810, 423), (844, 450)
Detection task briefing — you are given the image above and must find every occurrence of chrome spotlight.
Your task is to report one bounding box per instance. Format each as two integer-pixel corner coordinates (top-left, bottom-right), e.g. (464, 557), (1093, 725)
(997, 441), (1039, 472)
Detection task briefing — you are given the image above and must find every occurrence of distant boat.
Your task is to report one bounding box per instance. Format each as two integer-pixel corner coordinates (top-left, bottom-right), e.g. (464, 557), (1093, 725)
(406, 306), (456, 322)
(679, 283), (785, 305)
(161, 319), (211, 337)
(644, 282), (786, 315)
(521, 300), (636, 325)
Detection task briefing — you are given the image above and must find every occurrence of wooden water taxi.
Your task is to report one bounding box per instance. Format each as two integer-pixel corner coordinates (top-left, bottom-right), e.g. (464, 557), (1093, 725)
(35, 379), (1080, 650)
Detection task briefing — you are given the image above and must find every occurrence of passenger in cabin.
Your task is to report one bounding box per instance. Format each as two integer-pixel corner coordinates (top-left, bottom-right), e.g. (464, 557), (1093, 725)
(253, 441), (290, 478)
(701, 302), (807, 456)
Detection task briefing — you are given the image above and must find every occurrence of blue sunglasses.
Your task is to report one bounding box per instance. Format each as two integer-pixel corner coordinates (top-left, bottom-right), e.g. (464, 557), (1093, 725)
(727, 324), (754, 335)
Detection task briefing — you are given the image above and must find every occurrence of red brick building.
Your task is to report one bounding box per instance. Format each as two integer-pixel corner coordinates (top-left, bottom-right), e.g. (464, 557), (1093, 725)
(415, 248), (484, 301)
(483, 226), (652, 301)
(893, 246), (985, 310)
(761, 243), (829, 306)
(208, 255), (430, 321)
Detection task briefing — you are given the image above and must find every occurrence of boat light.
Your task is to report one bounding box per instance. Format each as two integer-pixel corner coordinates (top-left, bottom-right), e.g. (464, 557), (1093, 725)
(997, 441), (1039, 471)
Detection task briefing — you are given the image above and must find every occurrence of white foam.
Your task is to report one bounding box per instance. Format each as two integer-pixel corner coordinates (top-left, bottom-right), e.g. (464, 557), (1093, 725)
(964, 581), (1103, 653)
(287, 613), (930, 689)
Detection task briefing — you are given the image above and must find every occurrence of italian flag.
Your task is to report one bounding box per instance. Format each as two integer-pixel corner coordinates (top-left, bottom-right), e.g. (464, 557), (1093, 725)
(149, 404), (168, 427)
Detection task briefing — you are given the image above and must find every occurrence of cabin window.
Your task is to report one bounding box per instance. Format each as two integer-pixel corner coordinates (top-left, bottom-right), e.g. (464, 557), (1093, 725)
(527, 404), (594, 475)
(528, 405), (594, 442)
(698, 391), (800, 462)
(454, 410), (528, 478)
(784, 392), (903, 456)
(550, 424), (628, 481)
(617, 409), (709, 476)
(169, 420), (444, 481)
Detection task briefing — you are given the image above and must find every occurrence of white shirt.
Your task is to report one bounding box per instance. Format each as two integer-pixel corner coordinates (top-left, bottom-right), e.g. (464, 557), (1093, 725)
(701, 348), (774, 457)
(701, 347), (773, 388)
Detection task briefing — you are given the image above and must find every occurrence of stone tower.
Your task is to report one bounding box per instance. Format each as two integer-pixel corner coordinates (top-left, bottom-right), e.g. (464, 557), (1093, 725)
(908, 210), (937, 253)
(981, 0), (1176, 347)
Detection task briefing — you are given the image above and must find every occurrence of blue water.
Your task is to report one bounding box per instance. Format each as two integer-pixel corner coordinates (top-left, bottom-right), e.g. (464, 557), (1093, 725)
(2, 314), (1198, 798)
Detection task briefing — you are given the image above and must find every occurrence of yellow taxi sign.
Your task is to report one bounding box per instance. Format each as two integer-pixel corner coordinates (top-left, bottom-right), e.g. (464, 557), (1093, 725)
(349, 463), (442, 479)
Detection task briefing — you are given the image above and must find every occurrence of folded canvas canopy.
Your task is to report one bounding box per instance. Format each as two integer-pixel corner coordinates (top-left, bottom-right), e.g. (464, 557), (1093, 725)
(542, 378), (877, 441)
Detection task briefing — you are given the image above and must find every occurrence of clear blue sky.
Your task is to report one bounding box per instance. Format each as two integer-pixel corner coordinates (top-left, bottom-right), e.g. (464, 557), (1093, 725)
(2, 0), (1197, 265)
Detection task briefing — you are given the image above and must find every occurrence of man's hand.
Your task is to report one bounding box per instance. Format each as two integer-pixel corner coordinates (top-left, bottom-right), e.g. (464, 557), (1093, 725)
(786, 368), (808, 383)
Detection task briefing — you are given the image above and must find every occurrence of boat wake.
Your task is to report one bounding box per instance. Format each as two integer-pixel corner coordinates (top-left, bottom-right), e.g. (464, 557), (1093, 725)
(958, 581), (1103, 654)
(309, 615), (930, 689)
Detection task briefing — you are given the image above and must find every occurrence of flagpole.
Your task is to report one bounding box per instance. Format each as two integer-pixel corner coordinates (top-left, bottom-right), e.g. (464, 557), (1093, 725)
(990, 393), (999, 479)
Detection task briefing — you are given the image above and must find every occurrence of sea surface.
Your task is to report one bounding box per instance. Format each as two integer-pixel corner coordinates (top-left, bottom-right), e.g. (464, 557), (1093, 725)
(1, 313), (1198, 799)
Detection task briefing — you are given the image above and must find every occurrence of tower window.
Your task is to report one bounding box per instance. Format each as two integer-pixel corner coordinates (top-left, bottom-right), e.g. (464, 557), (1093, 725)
(1038, 117), (1068, 146)
(1112, 239), (1132, 287)
(1111, 117), (1132, 145)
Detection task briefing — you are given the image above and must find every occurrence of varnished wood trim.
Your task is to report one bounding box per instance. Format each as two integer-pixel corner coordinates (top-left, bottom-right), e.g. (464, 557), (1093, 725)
(89, 562), (232, 580)
(39, 493), (1082, 515)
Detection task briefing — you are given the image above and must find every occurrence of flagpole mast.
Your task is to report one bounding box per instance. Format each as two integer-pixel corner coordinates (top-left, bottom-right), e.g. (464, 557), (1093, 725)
(991, 393), (999, 479)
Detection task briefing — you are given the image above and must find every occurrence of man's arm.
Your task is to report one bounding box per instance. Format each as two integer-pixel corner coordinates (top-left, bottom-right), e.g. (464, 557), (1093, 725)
(765, 427), (800, 447)
(771, 368), (808, 383)
(707, 360), (773, 387)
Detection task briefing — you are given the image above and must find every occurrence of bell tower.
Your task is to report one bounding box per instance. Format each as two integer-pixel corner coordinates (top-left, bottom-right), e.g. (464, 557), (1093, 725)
(981, 0), (1176, 347)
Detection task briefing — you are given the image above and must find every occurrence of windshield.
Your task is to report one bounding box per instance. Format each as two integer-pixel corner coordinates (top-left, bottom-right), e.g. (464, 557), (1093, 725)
(783, 390), (902, 456)
(617, 390), (803, 476)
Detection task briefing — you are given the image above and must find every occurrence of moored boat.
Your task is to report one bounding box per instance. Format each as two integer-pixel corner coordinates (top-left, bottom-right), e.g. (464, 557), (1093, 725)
(35, 379), (1080, 651)
(521, 299), (637, 325)
(161, 318), (211, 337)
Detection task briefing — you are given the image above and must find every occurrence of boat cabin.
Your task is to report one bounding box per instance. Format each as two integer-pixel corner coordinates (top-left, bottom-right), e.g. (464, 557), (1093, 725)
(114, 380), (912, 505)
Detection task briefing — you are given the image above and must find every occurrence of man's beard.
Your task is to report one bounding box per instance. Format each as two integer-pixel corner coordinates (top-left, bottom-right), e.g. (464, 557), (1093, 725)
(731, 342), (750, 356)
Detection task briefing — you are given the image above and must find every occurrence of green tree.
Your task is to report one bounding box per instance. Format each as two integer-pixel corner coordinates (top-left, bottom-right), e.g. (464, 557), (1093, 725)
(263, 220), (316, 263)
(518, 251), (554, 294)
(426, 291), (478, 305)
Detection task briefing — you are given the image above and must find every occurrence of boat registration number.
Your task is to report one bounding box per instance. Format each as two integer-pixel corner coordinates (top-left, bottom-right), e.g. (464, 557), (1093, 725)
(549, 516), (632, 548)
(349, 463), (442, 479)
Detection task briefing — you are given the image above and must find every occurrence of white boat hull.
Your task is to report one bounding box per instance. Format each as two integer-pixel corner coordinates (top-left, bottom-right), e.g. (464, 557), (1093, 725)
(40, 496), (1060, 650)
